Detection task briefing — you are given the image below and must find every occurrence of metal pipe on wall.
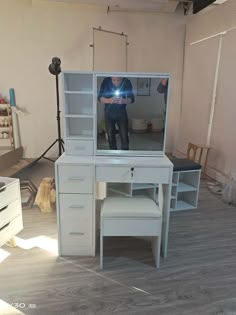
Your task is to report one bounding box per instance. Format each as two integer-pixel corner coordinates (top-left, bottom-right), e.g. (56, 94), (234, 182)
(189, 25), (236, 147)
(206, 34), (223, 147)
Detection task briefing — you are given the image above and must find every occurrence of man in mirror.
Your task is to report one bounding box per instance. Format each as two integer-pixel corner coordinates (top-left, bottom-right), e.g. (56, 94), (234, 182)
(98, 77), (134, 150)
(157, 78), (168, 112)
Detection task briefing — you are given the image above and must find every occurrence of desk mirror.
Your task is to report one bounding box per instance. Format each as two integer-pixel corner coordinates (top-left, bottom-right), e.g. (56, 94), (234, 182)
(96, 72), (170, 156)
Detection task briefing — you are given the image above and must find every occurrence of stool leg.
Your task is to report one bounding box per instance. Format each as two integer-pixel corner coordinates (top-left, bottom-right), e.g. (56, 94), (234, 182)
(152, 236), (161, 268)
(100, 227), (103, 270)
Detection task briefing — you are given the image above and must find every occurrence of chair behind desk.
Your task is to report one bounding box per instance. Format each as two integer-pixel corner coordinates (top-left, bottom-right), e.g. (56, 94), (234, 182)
(187, 142), (210, 173)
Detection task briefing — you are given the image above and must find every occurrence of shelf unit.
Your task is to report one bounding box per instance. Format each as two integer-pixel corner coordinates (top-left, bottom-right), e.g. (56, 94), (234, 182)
(63, 72), (94, 156)
(0, 104), (14, 149)
(107, 182), (158, 200)
(170, 169), (201, 211)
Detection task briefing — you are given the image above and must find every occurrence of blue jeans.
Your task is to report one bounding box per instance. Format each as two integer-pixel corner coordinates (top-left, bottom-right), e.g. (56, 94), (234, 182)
(105, 112), (129, 150)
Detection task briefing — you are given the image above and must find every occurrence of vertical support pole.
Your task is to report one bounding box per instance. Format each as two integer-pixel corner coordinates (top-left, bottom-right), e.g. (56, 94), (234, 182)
(56, 74), (62, 156)
(206, 34), (223, 147)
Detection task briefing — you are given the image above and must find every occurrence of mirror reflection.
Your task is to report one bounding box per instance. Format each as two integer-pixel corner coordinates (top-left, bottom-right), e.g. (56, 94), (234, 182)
(96, 75), (169, 154)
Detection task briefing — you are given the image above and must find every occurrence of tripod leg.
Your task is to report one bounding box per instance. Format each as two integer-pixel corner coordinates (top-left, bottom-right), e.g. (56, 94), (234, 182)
(31, 139), (58, 166)
(32, 71), (65, 167)
(60, 139), (65, 152)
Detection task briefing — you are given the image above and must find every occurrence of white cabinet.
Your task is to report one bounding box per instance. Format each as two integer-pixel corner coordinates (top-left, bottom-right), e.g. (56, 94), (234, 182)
(55, 163), (95, 256)
(63, 72), (94, 156)
(170, 169), (201, 211)
(0, 177), (23, 246)
(56, 70), (174, 259)
(55, 155), (173, 258)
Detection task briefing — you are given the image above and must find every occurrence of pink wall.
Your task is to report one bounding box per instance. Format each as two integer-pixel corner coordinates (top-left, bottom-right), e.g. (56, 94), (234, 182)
(175, 0), (236, 181)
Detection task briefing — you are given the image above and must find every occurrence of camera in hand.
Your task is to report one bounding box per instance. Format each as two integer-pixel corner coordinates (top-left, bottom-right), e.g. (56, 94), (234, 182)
(114, 90), (120, 97)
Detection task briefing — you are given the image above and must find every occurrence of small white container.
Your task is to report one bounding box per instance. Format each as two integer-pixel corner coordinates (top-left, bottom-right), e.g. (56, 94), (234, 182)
(131, 118), (147, 132)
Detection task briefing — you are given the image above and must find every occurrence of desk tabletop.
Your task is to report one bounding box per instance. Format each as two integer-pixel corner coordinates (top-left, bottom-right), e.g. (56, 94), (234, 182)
(56, 154), (173, 168)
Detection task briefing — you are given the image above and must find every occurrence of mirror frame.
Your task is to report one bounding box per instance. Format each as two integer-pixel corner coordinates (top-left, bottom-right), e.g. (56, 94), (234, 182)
(94, 72), (171, 157)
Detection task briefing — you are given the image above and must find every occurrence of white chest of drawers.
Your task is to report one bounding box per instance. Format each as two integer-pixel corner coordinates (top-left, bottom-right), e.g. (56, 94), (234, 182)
(55, 163), (95, 256)
(0, 177), (23, 247)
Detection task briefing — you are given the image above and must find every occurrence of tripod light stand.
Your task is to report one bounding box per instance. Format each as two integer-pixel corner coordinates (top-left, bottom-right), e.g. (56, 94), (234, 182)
(32, 57), (64, 165)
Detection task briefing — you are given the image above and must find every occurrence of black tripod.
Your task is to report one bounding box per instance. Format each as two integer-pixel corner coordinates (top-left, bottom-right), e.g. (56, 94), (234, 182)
(32, 57), (64, 166)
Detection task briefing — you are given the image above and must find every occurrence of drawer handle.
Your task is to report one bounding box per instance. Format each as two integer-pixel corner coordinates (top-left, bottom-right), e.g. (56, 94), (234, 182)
(131, 167), (134, 178)
(0, 222), (10, 231)
(69, 205), (85, 210)
(0, 205), (8, 212)
(68, 177), (85, 181)
(0, 187), (6, 193)
(69, 232), (85, 236)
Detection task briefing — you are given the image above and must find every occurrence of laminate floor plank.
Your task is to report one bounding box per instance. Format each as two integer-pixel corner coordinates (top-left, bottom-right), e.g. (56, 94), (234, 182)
(1, 162), (236, 314)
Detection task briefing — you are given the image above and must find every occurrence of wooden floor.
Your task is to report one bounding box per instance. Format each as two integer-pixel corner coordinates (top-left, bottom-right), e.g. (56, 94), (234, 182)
(1, 163), (236, 315)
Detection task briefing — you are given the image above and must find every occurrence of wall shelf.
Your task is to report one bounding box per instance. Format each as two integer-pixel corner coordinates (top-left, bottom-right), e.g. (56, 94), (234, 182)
(63, 72), (94, 155)
(178, 182), (198, 192)
(65, 114), (94, 118)
(0, 104), (14, 150)
(175, 200), (195, 211)
(64, 91), (93, 94)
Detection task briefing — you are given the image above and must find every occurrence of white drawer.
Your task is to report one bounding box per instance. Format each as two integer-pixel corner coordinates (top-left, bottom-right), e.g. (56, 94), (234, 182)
(58, 165), (93, 193)
(96, 166), (131, 182)
(0, 180), (20, 208)
(59, 194), (93, 249)
(0, 199), (21, 228)
(59, 215), (92, 248)
(96, 166), (170, 184)
(59, 194), (93, 219)
(0, 214), (23, 247)
(66, 139), (93, 156)
(133, 167), (170, 184)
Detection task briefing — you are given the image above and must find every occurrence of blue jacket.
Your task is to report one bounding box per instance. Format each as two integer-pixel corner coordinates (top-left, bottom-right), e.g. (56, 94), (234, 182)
(98, 77), (134, 118)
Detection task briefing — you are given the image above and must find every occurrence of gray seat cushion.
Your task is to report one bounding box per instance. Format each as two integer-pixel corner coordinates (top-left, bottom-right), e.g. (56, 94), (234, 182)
(101, 197), (161, 218)
(170, 158), (201, 172)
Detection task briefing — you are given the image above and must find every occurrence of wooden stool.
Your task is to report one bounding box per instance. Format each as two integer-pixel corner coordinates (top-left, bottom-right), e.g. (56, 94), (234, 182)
(100, 195), (162, 269)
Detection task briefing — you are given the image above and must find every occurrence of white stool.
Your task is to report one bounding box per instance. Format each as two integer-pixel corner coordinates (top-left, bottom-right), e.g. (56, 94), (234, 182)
(100, 191), (163, 269)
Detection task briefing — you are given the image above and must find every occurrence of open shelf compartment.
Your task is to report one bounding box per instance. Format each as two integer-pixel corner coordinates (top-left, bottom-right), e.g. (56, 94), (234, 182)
(63, 73), (93, 92)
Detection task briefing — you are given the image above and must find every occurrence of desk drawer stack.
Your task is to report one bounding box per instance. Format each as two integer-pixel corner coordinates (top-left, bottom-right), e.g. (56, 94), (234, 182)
(0, 177), (23, 246)
(56, 164), (95, 256)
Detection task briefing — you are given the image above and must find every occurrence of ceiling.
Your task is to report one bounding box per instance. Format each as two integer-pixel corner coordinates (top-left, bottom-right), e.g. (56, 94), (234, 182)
(42, 0), (229, 14)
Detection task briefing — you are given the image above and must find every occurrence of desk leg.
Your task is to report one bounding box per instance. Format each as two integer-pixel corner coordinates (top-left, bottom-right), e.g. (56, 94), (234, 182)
(161, 181), (172, 258)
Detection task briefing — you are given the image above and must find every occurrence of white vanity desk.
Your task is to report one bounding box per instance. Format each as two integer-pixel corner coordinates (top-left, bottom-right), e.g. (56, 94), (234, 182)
(55, 154), (173, 258)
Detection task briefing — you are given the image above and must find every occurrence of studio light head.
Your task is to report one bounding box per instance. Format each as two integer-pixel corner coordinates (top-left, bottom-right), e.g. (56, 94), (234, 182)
(48, 57), (61, 75)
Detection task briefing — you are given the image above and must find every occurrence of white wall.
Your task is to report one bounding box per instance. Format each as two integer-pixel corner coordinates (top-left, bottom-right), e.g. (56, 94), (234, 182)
(185, 1), (236, 44)
(0, 0), (185, 157)
(175, 0), (236, 181)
